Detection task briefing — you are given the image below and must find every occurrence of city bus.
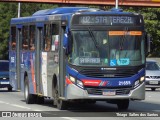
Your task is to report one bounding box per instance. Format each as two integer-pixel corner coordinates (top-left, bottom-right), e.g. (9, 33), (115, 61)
(9, 7), (150, 110)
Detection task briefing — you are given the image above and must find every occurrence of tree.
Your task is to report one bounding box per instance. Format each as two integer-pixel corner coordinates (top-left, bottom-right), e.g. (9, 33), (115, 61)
(0, 3), (18, 59)
(0, 2), (57, 59)
(122, 7), (160, 57)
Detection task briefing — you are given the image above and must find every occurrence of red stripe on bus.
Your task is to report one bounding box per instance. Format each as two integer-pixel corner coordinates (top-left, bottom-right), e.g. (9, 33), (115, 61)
(82, 79), (101, 86)
(30, 54), (36, 93)
(66, 77), (73, 85)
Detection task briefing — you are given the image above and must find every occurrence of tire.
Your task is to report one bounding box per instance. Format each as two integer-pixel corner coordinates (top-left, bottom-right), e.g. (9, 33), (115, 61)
(87, 100), (96, 104)
(24, 76), (36, 104)
(151, 88), (156, 91)
(53, 84), (68, 110)
(36, 96), (45, 104)
(8, 87), (12, 92)
(57, 99), (68, 110)
(117, 99), (129, 110)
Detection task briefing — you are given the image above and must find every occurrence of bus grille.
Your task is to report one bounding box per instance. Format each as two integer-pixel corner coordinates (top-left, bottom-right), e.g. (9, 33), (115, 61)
(79, 68), (138, 78)
(86, 88), (130, 95)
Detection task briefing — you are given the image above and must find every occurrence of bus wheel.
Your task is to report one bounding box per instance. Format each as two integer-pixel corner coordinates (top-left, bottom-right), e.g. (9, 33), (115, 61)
(54, 85), (68, 110)
(36, 96), (44, 104)
(151, 88), (156, 91)
(117, 99), (129, 110)
(24, 76), (35, 104)
(57, 99), (68, 110)
(8, 87), (12, 91)
(88, 100), (96, 104)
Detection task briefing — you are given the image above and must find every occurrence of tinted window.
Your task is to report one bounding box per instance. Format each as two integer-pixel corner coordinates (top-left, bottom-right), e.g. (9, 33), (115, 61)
(0, 62), (9, 71)
(146, 61), (159, 70)
(22, 26), (29, 50)
(11, 27), (16, 50)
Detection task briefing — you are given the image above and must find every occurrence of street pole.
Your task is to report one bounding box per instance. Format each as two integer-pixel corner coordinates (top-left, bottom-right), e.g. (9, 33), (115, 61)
(115, 0), (118, 9)
(18, 2), (21, 18)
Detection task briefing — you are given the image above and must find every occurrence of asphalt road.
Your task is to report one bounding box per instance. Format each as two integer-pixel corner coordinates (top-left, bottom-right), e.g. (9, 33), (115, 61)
(0, 88), (160, 120)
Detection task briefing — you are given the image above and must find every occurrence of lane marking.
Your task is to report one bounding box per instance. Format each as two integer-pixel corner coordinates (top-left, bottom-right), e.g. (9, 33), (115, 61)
(0, 101), (10, 104)
(61, 117), (78, 120)
(11, 104), (32, 110)
(0, 100), (46, 111)
(33, 109), (43, 111)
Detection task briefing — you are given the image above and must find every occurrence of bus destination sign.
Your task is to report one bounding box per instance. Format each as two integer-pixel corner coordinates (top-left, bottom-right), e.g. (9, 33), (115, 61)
(72, 15), (140, 25)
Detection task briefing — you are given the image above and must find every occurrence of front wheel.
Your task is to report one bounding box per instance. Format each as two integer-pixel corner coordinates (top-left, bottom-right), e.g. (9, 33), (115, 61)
(57, 99), (68, 110)
(24, 76), (36, 104)
(8, 87), (12, 91)
(53, 84), (68, 110)
(36, 96), (45, 104)
(151, 88), (156, 91)
(117, 99), (129, 110)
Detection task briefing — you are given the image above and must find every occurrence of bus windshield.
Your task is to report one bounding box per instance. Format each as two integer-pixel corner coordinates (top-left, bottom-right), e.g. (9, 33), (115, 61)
(68, 30), (145, 67)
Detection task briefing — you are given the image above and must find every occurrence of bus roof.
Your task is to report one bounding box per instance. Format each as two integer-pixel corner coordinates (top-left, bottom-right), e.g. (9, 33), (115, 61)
(32, 7), (92, 16)
(10, 7), (138, 25)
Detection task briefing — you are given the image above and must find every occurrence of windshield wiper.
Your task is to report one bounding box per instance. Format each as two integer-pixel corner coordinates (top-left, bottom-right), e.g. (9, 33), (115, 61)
(118, 28), (129, 59)
(119, 27), (128, 50)
(88, 27), (99, 49)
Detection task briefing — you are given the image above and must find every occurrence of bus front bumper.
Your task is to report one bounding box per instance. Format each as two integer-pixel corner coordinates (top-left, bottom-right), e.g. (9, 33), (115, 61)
(66, 82), (145, 100)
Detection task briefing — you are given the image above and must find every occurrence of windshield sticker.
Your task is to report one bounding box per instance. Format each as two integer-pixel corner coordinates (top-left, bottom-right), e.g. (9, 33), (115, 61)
(117, 58), (130, 65)
(79, 57), (100, 64)
(110, 59), (117, 66)
(104, 59), (108, 64)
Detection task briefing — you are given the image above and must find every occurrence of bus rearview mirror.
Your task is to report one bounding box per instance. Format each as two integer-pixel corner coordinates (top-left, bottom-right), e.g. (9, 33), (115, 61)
(63, 33), (69, 55)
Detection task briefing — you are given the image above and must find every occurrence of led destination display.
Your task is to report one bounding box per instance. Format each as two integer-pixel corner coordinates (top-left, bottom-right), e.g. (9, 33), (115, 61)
(72, 15), (142, 25)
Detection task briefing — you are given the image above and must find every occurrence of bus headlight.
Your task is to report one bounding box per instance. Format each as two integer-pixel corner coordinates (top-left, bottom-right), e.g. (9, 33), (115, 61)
(134, 76), (145, 88)
(140, 76), (145, 82)
(69, 75), (84, 88)
(134, 80), (140, 87)
(69, 76), (76, 83)
(77, 80), (84, 89)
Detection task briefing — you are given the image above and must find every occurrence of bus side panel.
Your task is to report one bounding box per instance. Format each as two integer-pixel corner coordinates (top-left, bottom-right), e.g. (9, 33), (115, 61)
(21, 51), (36, 94)
(20, 51), (25, 92)
(41, 51), (58, 97)
(9, 51), (17, 90)
(29, 52), (36, 94)
(41, 52), (48, 96)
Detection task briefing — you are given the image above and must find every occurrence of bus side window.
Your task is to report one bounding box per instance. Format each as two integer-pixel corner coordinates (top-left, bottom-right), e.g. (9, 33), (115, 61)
(22, 26), (29, 50)
(11, 27), (16, 50)
(51, 24), (59, 51)
(44, 24), (51, 51)
(45, 36), (51, 51)
(29, 25), (35, 51)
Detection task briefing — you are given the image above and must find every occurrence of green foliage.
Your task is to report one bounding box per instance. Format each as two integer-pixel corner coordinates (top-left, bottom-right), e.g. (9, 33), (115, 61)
(0, 3), (18, 59)
(0, 2), (58, 59)
(0, 3), (160, 59)
(122, 7), (160, 57)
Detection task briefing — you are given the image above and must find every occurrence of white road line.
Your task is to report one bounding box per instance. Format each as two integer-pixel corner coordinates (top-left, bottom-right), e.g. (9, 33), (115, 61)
(0, 100), (33, 110)
(10, 104), (32, 110)
(0, 101), (10, 104)
(33, 109), (43, 111)
(61, 117), (78, 120)
(0, 100), (46, 111)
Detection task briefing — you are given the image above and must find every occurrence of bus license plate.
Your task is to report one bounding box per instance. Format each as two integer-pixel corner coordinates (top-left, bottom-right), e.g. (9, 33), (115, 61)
(149, 81), (158, 85)
(102, 90), (116, 96)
